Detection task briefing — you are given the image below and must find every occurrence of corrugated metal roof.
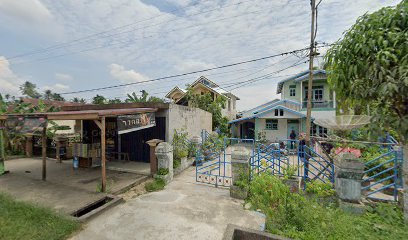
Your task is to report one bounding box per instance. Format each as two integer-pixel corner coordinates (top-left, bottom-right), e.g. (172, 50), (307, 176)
(0, 108), (157, 120)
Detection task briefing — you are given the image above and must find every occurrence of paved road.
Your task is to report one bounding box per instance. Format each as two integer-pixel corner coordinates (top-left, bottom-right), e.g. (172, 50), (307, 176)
(71, 167), (264, 240)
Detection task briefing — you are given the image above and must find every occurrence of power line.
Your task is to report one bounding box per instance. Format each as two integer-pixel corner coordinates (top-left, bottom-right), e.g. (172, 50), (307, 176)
(227, 57), (309, 91)
(59, 46), (313, 95)
(4, 0), (262, 63)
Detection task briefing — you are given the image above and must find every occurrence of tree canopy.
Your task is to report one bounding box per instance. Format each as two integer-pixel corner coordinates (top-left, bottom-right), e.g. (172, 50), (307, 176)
(325, 1), (408, 142)
(126, 90), (164, 103)
(184, 87), (229, 134)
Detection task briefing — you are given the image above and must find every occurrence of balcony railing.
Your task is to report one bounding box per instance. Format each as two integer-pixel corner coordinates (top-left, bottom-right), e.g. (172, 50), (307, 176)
(302, 100), (334, 109)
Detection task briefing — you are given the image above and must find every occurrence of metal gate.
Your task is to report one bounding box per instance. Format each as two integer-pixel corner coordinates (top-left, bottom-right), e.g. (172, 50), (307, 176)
(195, 134), (254, 187)
(250, 140), (335, 188)
(362, 148), (402, 202)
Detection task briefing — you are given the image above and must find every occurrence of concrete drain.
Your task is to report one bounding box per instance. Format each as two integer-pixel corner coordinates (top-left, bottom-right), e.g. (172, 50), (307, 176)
(71, 196), (120, 220)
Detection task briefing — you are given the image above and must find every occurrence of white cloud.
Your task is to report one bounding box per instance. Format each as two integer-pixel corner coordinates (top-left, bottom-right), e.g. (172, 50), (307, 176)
(0, 0), (399, 109)
(42, 83), (70, 92)
(55, 73), (73, 81)
(0, 0), (53, 24)
(109, 63), (148, 84)
(175, 60), (216, 73)
(0, 56), (24, 96)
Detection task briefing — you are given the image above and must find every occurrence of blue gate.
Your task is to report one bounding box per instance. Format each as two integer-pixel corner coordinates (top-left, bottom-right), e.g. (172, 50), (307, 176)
(195, 133), (254, 187)
(249, 139), (335, 190)
(362, 148), (402, 202)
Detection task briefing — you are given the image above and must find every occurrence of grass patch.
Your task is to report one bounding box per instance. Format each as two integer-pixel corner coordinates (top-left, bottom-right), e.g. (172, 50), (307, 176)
(145, 178), (166, 192)
(249, 174), (408, 240)
(0, 192), (80, 240)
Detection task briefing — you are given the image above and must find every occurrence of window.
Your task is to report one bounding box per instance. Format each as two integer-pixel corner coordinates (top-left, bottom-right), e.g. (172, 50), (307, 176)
(318, 126), (328, 137)
(228, 100), (231, 111)
(314, 89), (323, 101)
(289, 86), (296, 96)
(304, 86), (324, 100)
(274, 109), (284, 116)
(266, 119), (278, 130)
(311, 123), (317, 136)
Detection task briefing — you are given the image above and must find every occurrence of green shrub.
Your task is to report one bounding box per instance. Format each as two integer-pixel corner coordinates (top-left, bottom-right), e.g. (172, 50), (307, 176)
(173, 159), (181, 169)
(249, 174), (408, 239)
(305, 181), (335, 197)
(145, 178), (165, 192)
(172, 129), (189, 160)
(233, 165), (249, 190)
(157, 168), (169, 176)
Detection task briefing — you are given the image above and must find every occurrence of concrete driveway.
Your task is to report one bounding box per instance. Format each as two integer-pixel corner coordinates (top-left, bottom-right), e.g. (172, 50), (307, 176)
(71, 167), (264, 240)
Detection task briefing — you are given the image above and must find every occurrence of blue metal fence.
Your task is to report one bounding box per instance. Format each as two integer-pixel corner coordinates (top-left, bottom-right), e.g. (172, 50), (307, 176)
(250, 141), (302, 178)
(195, 136), (254, 187)
(300, 145), (335, 188)
(362, 149), (400, 202)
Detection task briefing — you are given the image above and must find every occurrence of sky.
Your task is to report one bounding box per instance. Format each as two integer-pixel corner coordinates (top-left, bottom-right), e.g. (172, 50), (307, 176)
(0, 0), (401, 111)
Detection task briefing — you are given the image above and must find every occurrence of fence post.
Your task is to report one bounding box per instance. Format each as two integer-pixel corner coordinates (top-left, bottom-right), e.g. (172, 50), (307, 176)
(230, 146), (251, 199)
(155, 142), (173, 184)
(334, 152), (365, 214)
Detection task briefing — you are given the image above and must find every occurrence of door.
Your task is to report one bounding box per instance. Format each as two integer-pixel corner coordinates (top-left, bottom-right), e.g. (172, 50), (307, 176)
(287, 120), (299, 149)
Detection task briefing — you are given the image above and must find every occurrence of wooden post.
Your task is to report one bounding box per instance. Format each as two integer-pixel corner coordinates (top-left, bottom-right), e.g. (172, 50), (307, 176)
(305, 0), (316, 143)
(101, 117), (106, 192)
(56, 138), (61, 163)
(146, 139), (163, 175)
(42, 124), (47, 181)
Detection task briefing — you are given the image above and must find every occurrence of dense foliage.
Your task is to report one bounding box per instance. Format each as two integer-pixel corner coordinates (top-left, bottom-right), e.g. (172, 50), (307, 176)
(325, 1), (408, 142)
(249, 174), (408, 239)
(326, 0), (408, 141)
(184, 87), (229, 134)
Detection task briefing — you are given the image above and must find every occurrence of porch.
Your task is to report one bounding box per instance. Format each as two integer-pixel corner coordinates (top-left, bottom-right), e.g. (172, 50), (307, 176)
(0, 157), (147, 214)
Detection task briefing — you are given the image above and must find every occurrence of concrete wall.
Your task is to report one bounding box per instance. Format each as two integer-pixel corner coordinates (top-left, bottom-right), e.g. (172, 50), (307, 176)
(166, 103), (212, 143)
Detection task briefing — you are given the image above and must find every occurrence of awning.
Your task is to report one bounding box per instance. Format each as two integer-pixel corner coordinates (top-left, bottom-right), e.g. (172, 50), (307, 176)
(0, 108), (158, 121)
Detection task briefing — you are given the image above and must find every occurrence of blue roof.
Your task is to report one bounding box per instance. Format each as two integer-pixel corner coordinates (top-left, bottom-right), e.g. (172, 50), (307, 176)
(255, 105), (307, 118)
(228, 115), (256, 124)
(253, 99), (301, 114)
(229, 103), (311, 124)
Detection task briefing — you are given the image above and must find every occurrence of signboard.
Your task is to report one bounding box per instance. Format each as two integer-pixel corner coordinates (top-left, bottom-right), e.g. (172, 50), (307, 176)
(4, 116), (47, 135)
(117, 113), (155, 135)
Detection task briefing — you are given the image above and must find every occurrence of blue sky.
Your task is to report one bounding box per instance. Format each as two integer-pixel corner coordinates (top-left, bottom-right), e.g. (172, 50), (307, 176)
(0, 0), (400, 110)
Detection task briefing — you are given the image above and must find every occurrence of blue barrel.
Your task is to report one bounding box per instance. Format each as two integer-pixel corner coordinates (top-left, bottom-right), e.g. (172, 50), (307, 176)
(73, 156), (79, 169)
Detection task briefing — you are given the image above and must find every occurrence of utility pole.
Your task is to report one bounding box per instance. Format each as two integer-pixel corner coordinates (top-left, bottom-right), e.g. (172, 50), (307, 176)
(305, 0), (316, 144)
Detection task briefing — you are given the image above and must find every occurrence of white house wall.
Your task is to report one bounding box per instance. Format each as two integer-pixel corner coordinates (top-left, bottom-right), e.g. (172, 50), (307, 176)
(257, 118), (288, 141)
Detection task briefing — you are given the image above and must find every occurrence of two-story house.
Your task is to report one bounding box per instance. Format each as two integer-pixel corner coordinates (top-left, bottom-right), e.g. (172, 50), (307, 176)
(229, 70), (335, 141)
(165, 76), (240, 120)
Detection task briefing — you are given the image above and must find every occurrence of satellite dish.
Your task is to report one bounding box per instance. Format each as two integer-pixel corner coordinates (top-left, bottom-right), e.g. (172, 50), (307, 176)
(314, 115), (371, 131)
